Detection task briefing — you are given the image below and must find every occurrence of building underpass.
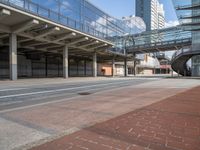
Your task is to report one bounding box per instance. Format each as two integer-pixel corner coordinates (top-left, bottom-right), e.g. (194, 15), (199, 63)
(0, 0), (131, 80)
(1, 0), (200, 80)
(125, 26), (193, 76)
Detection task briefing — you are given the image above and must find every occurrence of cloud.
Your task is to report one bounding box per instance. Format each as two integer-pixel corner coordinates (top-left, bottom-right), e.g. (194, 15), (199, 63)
(165, 20), (179, 28)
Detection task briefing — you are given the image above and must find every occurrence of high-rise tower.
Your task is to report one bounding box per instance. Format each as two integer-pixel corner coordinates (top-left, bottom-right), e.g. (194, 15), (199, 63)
(136, 0), (165, 31)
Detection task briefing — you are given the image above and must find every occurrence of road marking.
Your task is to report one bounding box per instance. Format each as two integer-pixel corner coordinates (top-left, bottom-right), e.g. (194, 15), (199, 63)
(0, 81), (179, 114)
(0, 88), (27, 92)
(0, 101), (23, 106)
(0, 82), (139, 113)
(0, 80), (133, 99)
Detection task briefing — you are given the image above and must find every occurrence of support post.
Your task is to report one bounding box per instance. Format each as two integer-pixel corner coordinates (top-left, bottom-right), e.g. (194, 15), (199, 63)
(112, 58), (115, 77)
(63, 45), (68, 78)
(171, 69), (173, 77)
(184, 69), (186, 76)
(178, 70), (180, 77)
(84, 59), (87, 76)
(9, 33), (17, 80)
(133, 60), (136, 76)
(124, 58), (127, 77)
(93, 52), (97, 77)
(45, 55), (48, 77)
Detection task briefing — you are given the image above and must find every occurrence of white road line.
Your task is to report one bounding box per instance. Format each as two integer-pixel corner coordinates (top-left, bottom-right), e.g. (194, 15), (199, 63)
(0, 88), (27, 92)
(0, 101), (23, 106)
(0, 82), (139, 113)
(0, 80), (132, 99)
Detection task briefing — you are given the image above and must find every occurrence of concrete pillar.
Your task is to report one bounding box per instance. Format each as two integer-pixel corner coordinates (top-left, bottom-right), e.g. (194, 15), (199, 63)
(45, 55), (48, 77)
(9, 33), (17, 80)
(171, 69), (174, 77)
(93, 52), (97, 77)
(178, 70), (180, 77)
(84, 59), (87, 76)
(112, 58), (115, 77)
(133, 60), (136, 76)
(63, 45), (68, 78)
(184, 69), (186, 76)
(124, 58), (127, 77)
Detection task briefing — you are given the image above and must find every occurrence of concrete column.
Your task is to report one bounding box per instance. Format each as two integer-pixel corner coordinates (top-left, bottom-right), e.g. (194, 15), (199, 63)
(63, 45), (68, 78)
(9, 33), (17, 80)
(84, 59), (87, 76)
(178, 70), (180, 77)
(112, 58), (115, 77)
(124, 58), (127, 77)
(133, 60), (136, 76)
(184, 69), (186, 76)
(93, 52), (97, 77)
(171, 69), (173, 77)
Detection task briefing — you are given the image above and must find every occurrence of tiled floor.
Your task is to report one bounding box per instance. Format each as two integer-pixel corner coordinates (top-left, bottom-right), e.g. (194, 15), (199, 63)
(30, 86), (200, 150)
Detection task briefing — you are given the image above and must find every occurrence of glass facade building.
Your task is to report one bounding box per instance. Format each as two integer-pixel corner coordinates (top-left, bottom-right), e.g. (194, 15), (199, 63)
(1, 0), (146, 53)
(173, 0), (200, 76)
(136, 0), (165, 31)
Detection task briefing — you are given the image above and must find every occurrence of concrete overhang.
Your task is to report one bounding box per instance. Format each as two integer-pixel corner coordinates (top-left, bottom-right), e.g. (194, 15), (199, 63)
(0, 8), (10, 20)
(0, 2), (113, 46)
(0, 3), (133, 60)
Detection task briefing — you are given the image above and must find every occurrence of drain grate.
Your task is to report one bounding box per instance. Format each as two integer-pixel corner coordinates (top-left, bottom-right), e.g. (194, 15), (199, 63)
(78, 92), (91, 95)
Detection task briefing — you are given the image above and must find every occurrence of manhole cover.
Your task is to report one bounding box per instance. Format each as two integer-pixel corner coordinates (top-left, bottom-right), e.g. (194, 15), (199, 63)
(78, 92), (91, 95)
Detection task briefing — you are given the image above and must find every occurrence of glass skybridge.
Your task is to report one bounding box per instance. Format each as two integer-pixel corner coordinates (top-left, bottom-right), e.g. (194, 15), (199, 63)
(112, 27), (192, 54)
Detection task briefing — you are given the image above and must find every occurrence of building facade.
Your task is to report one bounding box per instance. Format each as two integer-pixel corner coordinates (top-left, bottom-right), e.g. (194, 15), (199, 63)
(0, 0), (146, 80)
(136, 0), (165, 31)
(172, 0), (200, 76)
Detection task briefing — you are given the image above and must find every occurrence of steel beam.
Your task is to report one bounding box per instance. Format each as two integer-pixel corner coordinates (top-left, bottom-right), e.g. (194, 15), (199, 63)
(35, 26), (60, 38)
(53, 32), (76, 42)
(78, 40), (99, 48)
(12, 19), (39, 33)
(67, 37), (89, 46)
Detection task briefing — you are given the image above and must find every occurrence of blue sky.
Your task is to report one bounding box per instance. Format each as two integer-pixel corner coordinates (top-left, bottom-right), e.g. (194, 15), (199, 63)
(89, 0), (177, 57)
(89, 0), (178, 23)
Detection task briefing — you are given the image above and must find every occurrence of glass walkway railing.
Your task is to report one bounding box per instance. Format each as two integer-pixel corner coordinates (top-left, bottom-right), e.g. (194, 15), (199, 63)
(176, 3), (200, 10)
(125, 27), (192, 49)
(0, 0), (108, 40)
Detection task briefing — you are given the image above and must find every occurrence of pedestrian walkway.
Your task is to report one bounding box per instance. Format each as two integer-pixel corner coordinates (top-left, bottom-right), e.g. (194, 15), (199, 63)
(30, 86), (200, 150)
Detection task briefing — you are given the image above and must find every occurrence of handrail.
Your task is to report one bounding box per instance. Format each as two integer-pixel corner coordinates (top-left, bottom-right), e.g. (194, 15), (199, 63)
(0, 0), (109, 41)
(171, 48), (191, 61)
(127, 38), (192, 49)
(176, 3), (200, 10)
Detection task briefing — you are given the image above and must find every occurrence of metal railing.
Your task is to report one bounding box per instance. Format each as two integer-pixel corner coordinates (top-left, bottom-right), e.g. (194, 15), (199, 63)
(129, 38), (192, 50)
(176, 3), (200, 10)
(171, 48), (191, 62)
(0, 0), (108, 40)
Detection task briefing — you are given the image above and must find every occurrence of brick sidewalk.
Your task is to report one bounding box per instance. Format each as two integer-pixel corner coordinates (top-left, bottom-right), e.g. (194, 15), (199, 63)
(30, 87), (200, 150)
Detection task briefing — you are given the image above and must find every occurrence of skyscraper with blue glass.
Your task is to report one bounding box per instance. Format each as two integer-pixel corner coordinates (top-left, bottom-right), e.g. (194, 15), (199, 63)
(136, 0), (165, 31)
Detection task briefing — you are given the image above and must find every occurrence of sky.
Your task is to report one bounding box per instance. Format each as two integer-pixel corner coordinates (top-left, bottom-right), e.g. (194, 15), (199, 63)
(89, 0), (178, 27)
(89, 0), (177, 58)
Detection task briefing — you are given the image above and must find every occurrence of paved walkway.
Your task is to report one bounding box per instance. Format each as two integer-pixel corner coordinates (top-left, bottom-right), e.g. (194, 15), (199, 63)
(30, 86), (200, 150)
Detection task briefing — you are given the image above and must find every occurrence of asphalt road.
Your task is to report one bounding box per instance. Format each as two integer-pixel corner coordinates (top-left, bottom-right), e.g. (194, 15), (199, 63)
(0, 78), (155, 112)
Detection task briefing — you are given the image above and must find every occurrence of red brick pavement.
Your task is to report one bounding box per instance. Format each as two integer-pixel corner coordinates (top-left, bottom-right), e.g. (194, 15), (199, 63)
(30, 86), (200, 150)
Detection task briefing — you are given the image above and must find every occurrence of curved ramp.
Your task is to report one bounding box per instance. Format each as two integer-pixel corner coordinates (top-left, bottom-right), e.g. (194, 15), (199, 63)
(171, 50), (200, 76)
